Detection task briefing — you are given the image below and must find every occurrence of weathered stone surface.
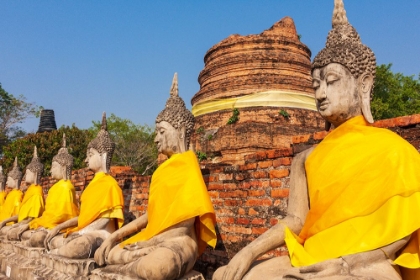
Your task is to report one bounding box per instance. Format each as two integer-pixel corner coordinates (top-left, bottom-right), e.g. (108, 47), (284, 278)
(90, 268), (205, 280)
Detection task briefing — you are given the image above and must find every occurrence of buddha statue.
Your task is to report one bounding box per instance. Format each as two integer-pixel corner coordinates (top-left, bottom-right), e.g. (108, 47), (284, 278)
(43, 113), (124, 259)
(0, 148), (45, 238)
(0, 158), (23, 224)
(213, 1), (420, 280)
(0, 166), (7, 213)
(18, 134), (79, 246)
(94, 73), (217, 279)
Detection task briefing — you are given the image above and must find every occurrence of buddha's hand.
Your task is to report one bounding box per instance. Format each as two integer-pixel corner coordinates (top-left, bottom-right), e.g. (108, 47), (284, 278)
(44, 226), (61, 250)
(94, 239), (114, 266)
(298, 258), (348, 277)
(123, 240), (149, 251)
(222, 249), (253, 280)
(16, 224), (29, 238)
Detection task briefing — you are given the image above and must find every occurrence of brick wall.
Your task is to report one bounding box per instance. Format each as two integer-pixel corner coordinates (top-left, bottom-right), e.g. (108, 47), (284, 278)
(37, 114), (420, 279)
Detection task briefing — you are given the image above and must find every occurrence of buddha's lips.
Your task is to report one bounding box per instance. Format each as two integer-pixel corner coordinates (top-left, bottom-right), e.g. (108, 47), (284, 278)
(318, 101), (329, 110)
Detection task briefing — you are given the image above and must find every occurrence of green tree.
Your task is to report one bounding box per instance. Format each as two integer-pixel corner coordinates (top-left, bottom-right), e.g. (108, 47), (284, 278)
(0, 83), (39, 155)
(1, 125), (93, 176)
(371, 64), (420, 120)
(90, 113), (157, 175)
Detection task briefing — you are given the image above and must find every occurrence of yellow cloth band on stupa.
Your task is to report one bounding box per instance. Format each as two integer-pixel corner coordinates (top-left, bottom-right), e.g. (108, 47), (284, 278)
(0, 189), (23, 223)
(66, 172), (124, 235)
(284, 116), (420, 276)
(122, 150), (217, 255)
(29, 179), (79, 229)
(18, 184), (44, 222)
(191, 90), (317, 117)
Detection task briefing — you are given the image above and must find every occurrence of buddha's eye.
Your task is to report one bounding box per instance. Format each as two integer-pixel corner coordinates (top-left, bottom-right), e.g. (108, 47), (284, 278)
(326, 74), (340, 85)
(312, 80), (320, 90)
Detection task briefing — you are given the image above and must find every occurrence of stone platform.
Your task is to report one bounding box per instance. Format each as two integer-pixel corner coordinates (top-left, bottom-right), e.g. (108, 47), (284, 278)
(0, 240), (205, 279)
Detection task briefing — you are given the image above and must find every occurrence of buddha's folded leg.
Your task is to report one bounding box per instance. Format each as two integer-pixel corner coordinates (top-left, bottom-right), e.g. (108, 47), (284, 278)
(28, 229), (48, 247)
(6, 226), (21, 241)
(52, 233), (104, 259)
(20, 229), (34, 241)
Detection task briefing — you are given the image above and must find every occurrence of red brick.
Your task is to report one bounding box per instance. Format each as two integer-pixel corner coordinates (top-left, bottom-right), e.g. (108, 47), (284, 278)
(261, 180), (270, 188)
(237, 218), (250, 225)
(221, 225), (252, 235)
(313, 131), (329, 140)
(270, 180), (282, 188)
(208, 183), (224, 190)
(269, 169), (290, 179)
(252, 171), (267, 179)
(219, 190), (248, 198)
(219, 173), (233, 181)
(266, 148), (293, 159)
(239, 163), (257, 171)
(292, 134), (311, 144)
(226, 235), (242, 242)
(208, 175), (219, 182)
(238, 208), (246, 215)
(245, 198), (273, 206)
(271, 188), (289, 198)
(224, 199), (243, 206)
(223, 183), (238, 190)
(249, 208), (259, 216)
(211, 199), (224, 206)
(235, 174), (246, 181)
(207, 191), (219, 198)
(216, 217), (235, 224)
(248, 190), (266, 197)
(258, 160), (273, 169)
(270, 218), (279, 226)
(252, 227), (269, 235)
(273, 157), (292, 167)
(251, 218), (266, 225)
(245, 151), (267, 162)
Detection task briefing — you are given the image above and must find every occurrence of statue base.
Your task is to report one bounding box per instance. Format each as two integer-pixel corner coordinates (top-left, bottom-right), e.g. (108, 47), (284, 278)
(90, 268), (205, 280)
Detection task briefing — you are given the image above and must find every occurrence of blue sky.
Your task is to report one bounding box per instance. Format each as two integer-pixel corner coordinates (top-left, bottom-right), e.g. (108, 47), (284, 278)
(1, 1), (419, 132)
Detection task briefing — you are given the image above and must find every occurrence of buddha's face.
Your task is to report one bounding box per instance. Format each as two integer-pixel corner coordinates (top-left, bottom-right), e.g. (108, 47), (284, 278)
(51, 161), (64, 180)
(85, 148), (102, 172)
(312, 63), (362, 127)
(6, 176), (17, 189)
(25, 169), (36, 185)
(155, 121), (182, 157)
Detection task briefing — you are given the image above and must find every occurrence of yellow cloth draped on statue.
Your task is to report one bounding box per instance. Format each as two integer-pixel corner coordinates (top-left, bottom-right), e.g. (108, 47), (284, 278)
(66, 172), (124, 235)
(0, 191), (6, 213)
(284, 116), (420, 278)
(0, 189), (23, 223)
(18, 184), (44, 222)
(29, 180), (79, 229)
(122, 150), (217, 255)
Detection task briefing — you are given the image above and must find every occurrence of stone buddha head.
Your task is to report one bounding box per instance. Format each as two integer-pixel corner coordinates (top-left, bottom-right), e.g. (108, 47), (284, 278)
(51, 133), (74, 180)
(85, 112), (115, 174)
(312, 0), (376, 129)
(7, 157), (22, 190)
(0, 166), (6, 192)
(155, 73), (195, 157)
(25, 146), (44, 187)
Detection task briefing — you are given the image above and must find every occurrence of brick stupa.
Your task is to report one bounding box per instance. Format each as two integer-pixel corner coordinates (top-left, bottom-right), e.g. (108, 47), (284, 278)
(191, 17), (324, 164)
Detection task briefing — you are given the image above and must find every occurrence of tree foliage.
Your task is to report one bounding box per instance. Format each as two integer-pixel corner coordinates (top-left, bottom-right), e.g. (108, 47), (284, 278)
(90, 113), (157, 175)
(371, 64), (420, 120)
(0, 84), (39, 155)
(1, 125), (93, 176)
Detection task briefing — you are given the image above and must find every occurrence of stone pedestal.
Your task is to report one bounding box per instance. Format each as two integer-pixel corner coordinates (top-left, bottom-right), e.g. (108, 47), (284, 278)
(90, 268), (205, 280)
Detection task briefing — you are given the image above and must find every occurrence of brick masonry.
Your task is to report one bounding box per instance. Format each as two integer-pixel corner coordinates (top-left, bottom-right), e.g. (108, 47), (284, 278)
(35, 114), (420, 279)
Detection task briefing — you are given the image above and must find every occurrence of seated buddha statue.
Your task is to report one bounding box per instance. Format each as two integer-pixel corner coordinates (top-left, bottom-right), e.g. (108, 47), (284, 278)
(0, 158), (23, 225)
(0, 148), (45, 239)
(94, 73), (217, 280)
(213, 1), (420, 280)
(18, 134), (79, 246)
(0, 166), (7, 213)
(44, 113), (124, 259)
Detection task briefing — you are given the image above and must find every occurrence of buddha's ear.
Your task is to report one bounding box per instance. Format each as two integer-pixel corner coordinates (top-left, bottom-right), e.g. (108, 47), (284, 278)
(101, 152), (108, 173)
(359, 73), (374, 124)
(178, 126), (187, 153)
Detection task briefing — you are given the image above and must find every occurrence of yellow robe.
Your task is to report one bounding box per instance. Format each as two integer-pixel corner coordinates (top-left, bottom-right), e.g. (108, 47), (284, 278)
(0, 189), (23, 223)
(0, 191), (6, 213)
(29, 180), (79, 229)
(66, 172), (124, 235)
(122, 150), (217, 255)
(18, 184), (45, 222)
(284, 116), (420, 278)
